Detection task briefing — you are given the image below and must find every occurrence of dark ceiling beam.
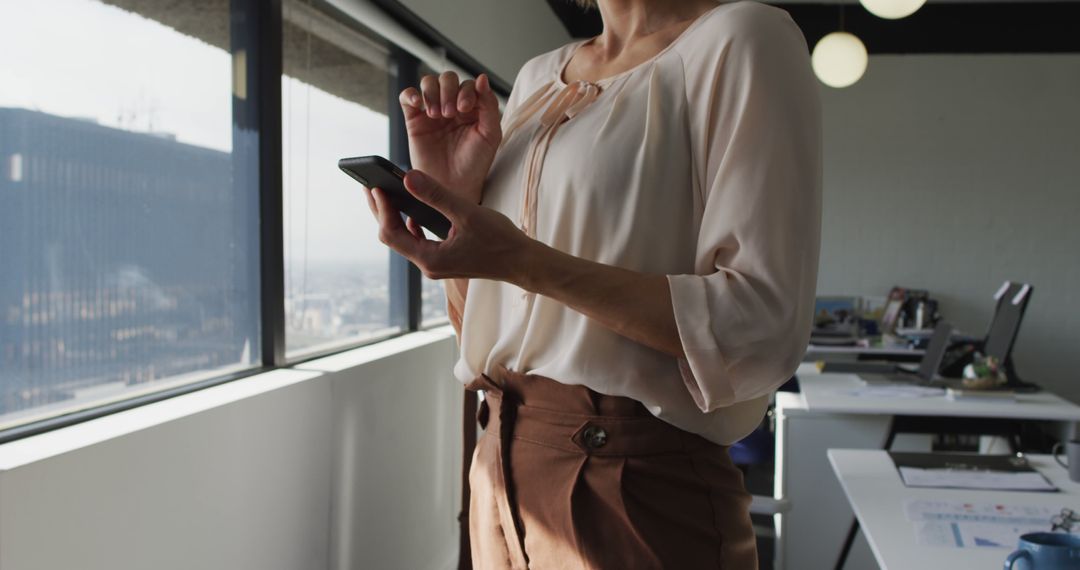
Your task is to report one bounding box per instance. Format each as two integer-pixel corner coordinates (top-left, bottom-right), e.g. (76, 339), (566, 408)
(545, 1), (1080, 54)
(784, 3), (1080, 53)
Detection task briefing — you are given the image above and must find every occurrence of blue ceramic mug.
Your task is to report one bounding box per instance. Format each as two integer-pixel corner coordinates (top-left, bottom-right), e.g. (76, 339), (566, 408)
(1004, 532), (1080, 569)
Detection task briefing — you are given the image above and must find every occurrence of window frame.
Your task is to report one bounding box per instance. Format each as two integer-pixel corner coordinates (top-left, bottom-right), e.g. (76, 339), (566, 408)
(0, 0), (505, 444)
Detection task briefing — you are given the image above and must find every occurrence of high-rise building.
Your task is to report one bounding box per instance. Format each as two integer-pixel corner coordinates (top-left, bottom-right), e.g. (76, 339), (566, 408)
(0, 107), (258, 420)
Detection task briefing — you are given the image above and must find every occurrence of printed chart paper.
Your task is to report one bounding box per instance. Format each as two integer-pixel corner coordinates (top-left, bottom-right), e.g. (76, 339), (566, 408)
(904, 500), (1068, 549)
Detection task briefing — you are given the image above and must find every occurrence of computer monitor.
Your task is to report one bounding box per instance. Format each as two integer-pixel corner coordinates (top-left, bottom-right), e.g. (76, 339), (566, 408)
(916, 320), (953, 381)
(983, 281), (1034, 388)
(856, 321), (952, 386)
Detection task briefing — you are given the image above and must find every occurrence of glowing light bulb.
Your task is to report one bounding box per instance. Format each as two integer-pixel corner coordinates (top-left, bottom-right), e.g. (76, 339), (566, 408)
(859, 0), (927, 20)
(812, 32), (869, 89)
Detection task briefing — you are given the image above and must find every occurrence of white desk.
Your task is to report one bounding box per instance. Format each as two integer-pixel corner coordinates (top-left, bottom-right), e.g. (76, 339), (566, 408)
(828, 449), (1080, 570)
(773, 372), (1080, 570)
(807, 344), (924, 357)
(805, 344), (924, 362)
(800, 375), (1080, 421)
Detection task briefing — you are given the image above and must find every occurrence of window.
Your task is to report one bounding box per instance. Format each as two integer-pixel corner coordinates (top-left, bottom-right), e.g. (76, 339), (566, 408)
(0, 0), (502, 439)
(281, 0), (400, 356)
(0, 0), (259, 429)
(421, 277), (450, 328)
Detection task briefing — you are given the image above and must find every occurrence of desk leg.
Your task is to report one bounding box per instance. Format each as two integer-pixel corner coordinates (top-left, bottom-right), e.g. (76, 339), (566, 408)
(835, 520), (860, 570)
(774, 411), (892, 570)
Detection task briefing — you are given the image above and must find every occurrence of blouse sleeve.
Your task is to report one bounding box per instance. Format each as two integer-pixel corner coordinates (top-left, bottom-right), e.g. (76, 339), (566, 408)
(665, 6), (822, 413)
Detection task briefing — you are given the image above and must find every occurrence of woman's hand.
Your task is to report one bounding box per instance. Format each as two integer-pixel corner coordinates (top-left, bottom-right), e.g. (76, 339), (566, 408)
(364, 169), (532, 284)
(399, 72), (502, 205)
(364, 169), (689, 361)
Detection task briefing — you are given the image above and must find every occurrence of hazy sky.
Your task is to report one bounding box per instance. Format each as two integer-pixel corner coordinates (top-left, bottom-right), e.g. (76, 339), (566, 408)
(0, 0), (391, 276)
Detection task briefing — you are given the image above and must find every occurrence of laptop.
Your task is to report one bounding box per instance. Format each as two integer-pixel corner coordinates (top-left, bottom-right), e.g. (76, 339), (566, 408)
(858, 320), (953, 386)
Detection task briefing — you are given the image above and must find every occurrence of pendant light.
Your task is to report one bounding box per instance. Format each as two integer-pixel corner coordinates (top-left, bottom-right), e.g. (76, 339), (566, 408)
(859, 0), (927, 20)
(811, 6), (868, 89)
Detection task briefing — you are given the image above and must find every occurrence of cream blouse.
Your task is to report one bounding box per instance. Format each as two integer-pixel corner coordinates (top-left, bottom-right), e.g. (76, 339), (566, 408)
(451, 1), (822, 446)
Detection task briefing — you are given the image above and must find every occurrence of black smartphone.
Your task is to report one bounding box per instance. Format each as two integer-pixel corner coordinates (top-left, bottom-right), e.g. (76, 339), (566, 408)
(338, 155), (452, 240)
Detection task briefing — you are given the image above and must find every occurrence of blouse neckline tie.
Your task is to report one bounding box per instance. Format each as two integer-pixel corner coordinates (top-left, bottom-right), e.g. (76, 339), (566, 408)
(502, 80), (602, 301)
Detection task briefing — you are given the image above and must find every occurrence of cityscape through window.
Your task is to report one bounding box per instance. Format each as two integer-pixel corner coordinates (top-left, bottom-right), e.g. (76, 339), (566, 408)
(0, 0), (259, 429)
(0, 0), (455, 432)
(281, 0), (400, 355)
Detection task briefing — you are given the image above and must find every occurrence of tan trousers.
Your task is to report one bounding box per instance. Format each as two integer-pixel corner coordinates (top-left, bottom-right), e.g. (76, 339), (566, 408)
(465, 363), (758, 569)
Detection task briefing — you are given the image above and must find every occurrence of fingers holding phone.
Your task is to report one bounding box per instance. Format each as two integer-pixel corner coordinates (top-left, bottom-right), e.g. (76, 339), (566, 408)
(340, 156), (452, 240)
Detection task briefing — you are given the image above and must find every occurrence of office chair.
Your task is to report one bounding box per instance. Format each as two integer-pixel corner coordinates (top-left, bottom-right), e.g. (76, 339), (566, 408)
(732, 375), (799, 517)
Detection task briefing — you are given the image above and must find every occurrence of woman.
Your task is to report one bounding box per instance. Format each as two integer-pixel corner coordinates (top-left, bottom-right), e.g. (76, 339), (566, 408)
(364, 0), (821, 567)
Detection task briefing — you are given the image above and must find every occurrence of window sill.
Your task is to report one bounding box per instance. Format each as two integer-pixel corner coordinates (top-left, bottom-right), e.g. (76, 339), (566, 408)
(0, 325), (456, 471)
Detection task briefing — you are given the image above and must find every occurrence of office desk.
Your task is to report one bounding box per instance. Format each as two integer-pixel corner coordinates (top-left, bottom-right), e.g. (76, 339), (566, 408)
(773, 373), (1080, 570)
(827, 449), (1080, 570)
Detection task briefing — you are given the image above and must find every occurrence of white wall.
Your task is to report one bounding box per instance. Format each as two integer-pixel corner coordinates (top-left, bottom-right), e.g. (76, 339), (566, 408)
(817, 54), (1080, 401)
(307, 334), (463, 570)
(0, 329), (463, 570)
(395, 0), (572, 83)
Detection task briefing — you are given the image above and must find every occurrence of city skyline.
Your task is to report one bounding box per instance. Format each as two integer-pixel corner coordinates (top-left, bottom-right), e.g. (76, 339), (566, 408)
(0, 0), (447, 429)
(0, 105), (446, 426)
(1, 0), (395, 267)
